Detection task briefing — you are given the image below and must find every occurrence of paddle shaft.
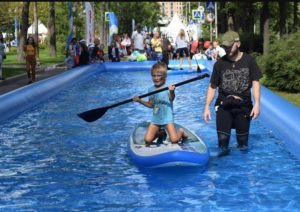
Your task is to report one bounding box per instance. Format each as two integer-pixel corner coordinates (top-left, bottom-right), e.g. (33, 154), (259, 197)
(107, 73), (209, 109)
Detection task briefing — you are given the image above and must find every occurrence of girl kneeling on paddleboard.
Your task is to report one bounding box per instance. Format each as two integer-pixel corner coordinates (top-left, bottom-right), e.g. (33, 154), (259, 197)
(133, 62), (188, 147)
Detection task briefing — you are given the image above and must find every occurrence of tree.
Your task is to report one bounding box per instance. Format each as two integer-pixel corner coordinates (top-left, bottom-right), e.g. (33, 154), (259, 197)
(99, 2), (106, 45)
(261, 1), (270, 55)
(18, 2), (30, 61)
(293, 0), (299, 32)
(49, 1), (56, 57)
(34, 2), (39, 58)
(279, 0), (287, 37)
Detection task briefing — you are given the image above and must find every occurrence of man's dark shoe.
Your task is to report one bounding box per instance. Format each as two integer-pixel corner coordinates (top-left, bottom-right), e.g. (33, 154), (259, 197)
(218, 147), (230, 157)
(238, 145), (248, 151)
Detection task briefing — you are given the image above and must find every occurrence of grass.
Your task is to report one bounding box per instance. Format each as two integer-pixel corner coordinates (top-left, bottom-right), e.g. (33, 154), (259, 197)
(3, 47), (65, 78)
(4, 47), (65, 65)
(3, 68), (25, 78)
(271, 89), (300, 107)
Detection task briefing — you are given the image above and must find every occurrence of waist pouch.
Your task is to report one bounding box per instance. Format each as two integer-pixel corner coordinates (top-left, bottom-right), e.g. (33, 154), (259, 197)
(217, 95), (252, 109)
(222, 96), (243, 109)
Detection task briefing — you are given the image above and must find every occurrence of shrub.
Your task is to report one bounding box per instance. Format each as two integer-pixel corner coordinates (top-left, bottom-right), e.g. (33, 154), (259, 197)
(264, 32), (300, 92)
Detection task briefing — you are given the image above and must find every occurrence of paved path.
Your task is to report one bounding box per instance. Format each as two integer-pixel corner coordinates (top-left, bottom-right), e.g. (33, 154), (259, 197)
(0, 64), (67, 95)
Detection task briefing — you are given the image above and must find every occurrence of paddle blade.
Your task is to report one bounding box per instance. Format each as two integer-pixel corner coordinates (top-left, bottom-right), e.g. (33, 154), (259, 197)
(77, 107), (109, 122)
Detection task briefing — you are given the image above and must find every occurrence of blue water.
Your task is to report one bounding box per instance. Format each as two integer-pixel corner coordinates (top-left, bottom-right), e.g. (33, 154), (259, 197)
(0, 69), (300, 211)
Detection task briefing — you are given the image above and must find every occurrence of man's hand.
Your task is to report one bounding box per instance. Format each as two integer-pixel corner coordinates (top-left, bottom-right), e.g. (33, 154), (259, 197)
(250, 104), (260, 119)
(202, 107), (211, 123)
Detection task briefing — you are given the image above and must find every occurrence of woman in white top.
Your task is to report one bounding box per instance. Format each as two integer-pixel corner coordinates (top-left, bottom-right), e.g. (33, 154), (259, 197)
(175, 29), (192, 70)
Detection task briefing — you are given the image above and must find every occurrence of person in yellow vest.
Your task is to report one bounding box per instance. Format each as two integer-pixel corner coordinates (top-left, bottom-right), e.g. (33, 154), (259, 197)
(151, 31), (162, 61)
(23, 36), (38, 84)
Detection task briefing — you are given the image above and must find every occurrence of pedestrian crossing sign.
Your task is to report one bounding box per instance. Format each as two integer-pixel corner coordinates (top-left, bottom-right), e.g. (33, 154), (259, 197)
(192, 10), (201, 20)
(206, 1), (215, 12)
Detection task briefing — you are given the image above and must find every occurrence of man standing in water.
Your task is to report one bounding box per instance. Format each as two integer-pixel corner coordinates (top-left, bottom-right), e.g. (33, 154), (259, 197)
(202, 30), (262, 156)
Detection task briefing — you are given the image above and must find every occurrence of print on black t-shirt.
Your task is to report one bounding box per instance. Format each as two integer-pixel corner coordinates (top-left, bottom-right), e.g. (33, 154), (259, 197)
(221, 68), (250, 94)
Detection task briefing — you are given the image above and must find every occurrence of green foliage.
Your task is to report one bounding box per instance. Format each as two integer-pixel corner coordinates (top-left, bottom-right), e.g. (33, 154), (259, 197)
(264, 32), (300, 92)
(114, 2), (161, 34)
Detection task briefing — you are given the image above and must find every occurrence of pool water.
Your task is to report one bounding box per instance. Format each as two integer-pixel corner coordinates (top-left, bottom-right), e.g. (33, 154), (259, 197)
(0, 69), (300, 211)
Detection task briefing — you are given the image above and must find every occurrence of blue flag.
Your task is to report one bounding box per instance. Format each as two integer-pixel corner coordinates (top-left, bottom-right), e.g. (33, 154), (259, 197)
(108, 12), (118, 45)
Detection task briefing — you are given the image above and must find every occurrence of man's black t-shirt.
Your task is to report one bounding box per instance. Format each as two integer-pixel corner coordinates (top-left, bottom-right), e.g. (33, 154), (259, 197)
(210, 53), (262, 103)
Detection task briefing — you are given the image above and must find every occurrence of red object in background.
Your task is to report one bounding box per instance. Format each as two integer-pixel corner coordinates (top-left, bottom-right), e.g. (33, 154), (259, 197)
(204, 41), (211, 49)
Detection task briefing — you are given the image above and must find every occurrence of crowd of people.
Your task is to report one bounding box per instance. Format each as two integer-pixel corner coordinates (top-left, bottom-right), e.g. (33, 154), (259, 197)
(62, 23), (228, 71)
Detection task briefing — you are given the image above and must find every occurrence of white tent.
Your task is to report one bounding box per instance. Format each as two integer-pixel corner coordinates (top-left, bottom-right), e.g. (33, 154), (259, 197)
(164, 14), (188, 46)
(27, 20), (48, 35)
(27, 20), (48, 43)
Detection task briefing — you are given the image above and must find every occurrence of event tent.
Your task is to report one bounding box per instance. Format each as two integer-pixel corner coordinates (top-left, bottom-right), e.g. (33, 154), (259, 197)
(164, 14), (188, 46)
(27, 20), (48, 42)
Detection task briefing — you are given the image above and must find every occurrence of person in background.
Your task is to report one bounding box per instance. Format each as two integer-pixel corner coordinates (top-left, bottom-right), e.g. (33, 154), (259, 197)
(0, 32), (6, 81)
(212, 40), (226, 60)
(121, 33), (132, 56)
(202, 30), (262, 157)
(108, 41), (120, 62)
(175, 29), (192, 70)
(151, 31), (162, 62)
(78, 40), (89, 65)
(144, 32), (152, 60)
(91, 40), (105, 63)
(68, 37), (80, 67)
(133, 62), (188, 147)
(204, 42), (215, 60)
(23, 36), (37, 84)
(161, 32), (172, 70)
(131, 23), (145, 54)
(189, 38), (199, 60)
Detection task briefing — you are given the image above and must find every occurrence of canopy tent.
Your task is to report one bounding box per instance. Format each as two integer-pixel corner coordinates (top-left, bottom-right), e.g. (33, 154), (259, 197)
(164, 14), (188, 46)
(27, 20), (48, 43)
(27, 20), (48, 35)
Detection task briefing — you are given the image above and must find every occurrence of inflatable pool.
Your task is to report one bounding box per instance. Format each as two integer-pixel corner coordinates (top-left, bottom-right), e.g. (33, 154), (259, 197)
(128, 122), (209, 168)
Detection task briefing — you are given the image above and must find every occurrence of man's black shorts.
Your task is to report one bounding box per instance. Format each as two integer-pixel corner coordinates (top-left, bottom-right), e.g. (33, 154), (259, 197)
(216, 106), (252, 135)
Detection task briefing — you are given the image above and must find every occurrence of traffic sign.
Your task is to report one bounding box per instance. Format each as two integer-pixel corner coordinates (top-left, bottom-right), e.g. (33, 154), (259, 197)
(206, 1), (215, 12)
(207, 13), (215, 22)
(192, 10), (201, 20)
(198, 6), (204, 13)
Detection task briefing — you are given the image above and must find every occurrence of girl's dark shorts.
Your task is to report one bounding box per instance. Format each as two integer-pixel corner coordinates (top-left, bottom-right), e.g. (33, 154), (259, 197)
(179, 47), (189, 58)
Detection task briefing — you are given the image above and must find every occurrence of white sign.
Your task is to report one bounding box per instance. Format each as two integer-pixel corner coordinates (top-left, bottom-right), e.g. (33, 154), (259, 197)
(199, 6), (204, 13)
(207, 13), (215, 22)
(85, 2), (94, 46)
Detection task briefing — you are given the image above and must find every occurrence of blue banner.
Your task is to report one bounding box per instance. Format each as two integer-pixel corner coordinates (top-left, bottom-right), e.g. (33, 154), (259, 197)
(14, 16), (18, 47)
(108, 12), (118, 45)
(68, 2), (73, 32)
(66, 2), (73, 52)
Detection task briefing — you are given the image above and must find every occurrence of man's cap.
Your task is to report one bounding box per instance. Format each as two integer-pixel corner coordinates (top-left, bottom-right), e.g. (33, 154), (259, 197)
(221, 31), (240, 47)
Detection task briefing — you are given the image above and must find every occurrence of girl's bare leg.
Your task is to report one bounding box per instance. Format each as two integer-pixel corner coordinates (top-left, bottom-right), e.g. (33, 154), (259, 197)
(144, 124), (160, 146)
(165, 124), (189, 143)
(179, 57), (183, 69)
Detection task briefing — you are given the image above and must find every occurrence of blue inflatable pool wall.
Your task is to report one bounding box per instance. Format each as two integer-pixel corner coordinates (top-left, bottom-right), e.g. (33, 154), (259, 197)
(0, 60), (299, 160)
